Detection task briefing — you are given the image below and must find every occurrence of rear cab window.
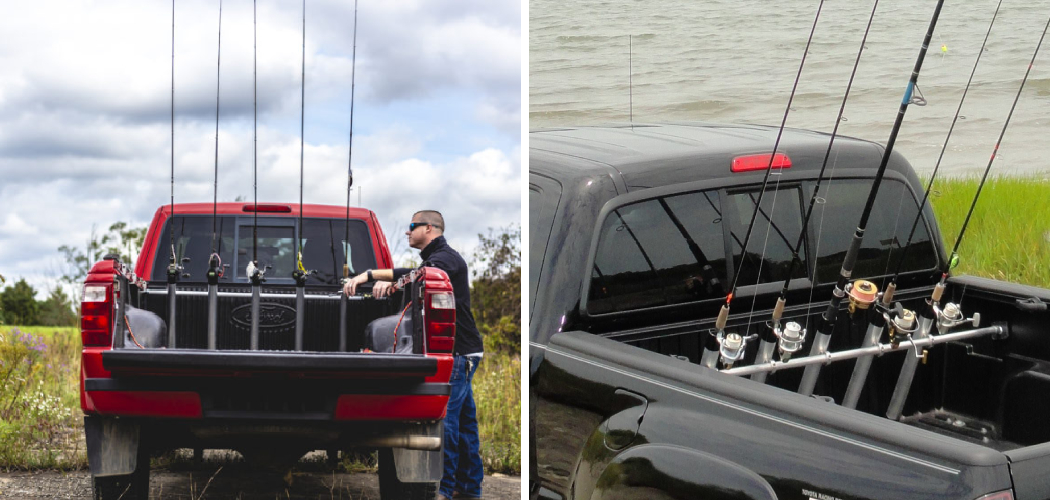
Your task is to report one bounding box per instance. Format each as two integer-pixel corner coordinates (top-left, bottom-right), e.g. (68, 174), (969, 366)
(150, 216), (377, 285)
(585, 177), (937, 316)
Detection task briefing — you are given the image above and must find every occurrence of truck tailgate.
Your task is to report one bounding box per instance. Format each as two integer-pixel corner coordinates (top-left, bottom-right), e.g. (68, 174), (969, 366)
(102, 349), (437, 377)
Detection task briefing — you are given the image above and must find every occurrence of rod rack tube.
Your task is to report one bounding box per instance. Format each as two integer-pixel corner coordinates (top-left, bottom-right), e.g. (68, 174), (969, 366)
(751, 340), (777, 383)
(842, 321), (886, 408)
(797, 328), (833, 395)
(722, 324), (1002, 377)
(752, 323), (778, 383)
(250, 284), (260, 350)
(295, 285), (305, 351)
(167, 282), (177, 348)
(885, 315), (935, 420)
(207, 283), (218, 350)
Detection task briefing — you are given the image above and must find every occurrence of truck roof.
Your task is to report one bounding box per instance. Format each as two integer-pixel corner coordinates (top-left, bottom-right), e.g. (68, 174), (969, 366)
(530, 122), (906, 191)
(153, 203), (375, 219)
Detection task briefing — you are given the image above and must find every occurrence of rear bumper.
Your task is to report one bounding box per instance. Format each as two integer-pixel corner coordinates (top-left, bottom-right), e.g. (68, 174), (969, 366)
(84, 376), (450, 420)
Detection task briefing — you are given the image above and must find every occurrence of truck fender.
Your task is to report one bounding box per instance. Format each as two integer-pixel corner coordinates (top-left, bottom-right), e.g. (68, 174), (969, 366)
(84, 415), (141, 477)
(589, 444), (777, 500)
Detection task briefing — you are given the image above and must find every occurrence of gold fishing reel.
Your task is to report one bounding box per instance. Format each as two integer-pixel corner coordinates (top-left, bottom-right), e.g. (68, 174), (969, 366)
(847, 280), (878, 315)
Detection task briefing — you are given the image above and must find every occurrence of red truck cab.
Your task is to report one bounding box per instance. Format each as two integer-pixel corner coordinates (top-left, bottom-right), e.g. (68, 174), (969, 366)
(80, 203), (454, 500)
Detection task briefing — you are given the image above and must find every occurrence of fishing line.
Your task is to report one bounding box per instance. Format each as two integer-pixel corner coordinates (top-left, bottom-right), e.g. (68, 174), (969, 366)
(169, 0), (176, 267)
(344, 0), (359, 278)
(726, 0), (826, 304)
(211, 0), (223, 257)
(947, 12), (1050, 272)
(253, 0), (258, 266)
(297, 0), (306, 278)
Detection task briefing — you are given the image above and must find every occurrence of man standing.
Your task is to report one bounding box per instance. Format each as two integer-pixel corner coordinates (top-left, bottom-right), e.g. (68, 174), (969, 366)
(343, 210), (484, 500)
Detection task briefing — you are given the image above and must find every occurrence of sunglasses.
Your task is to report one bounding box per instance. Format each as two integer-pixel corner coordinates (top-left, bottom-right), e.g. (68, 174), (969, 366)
(408, 222), (430, 231)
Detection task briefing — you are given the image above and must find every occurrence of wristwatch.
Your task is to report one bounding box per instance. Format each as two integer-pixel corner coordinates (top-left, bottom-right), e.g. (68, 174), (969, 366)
(366, 270), (373, 281)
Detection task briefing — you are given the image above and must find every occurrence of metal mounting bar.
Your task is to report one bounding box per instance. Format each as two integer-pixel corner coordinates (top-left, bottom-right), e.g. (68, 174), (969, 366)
(721, 325), (1003, 377)
(339, 293), (348, 352)
(295, 284), (305, 351)
(250, 283), (260, 350)
(167, 282), (177, 348)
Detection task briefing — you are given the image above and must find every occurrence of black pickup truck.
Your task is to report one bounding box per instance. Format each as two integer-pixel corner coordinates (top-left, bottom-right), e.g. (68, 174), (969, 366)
(529, 123), (1050, 500)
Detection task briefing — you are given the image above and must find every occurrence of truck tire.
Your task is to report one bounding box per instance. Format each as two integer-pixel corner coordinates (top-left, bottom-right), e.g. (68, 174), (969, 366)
(92, 446), (150, 500)
(378, 448), (438, 500)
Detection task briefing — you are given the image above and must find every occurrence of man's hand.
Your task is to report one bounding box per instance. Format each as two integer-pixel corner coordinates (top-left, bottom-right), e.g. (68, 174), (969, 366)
(343, 273), (369, 296)
(372, 281), (395, 298)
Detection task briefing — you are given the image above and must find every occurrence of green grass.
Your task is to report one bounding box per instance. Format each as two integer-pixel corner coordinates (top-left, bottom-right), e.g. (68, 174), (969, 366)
(929, 174), (1050, 288)
(0, 325), (84, 470)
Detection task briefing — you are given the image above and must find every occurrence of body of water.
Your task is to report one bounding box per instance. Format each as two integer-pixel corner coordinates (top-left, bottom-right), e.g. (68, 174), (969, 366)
(530, 0), (1050, 176)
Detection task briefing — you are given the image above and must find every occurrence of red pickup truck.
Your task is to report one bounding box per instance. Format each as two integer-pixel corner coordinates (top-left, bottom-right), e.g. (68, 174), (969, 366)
(79, 203), (455, 499)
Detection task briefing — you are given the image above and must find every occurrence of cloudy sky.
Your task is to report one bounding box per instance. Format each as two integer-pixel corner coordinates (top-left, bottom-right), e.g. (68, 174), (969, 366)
(0, 0), (521, 297)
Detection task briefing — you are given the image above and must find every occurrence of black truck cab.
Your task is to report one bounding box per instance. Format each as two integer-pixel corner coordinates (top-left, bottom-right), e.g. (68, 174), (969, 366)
(530, 123), (1050, 500)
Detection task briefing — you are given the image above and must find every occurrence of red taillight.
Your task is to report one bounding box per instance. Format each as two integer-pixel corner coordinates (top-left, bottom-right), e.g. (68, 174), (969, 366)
(731, 153), (792, 172)
(80, 284), (114, 347)
(242, 204), (292, 213)
(974, 491), (1013, 500)
(425, 291), (455, 353)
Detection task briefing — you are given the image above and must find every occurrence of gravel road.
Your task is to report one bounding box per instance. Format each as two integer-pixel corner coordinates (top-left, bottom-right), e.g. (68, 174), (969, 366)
(0, 467), (520, 499)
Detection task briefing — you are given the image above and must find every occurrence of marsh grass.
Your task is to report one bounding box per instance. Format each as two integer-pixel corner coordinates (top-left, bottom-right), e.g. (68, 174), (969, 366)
(929, 175), (1050, 288)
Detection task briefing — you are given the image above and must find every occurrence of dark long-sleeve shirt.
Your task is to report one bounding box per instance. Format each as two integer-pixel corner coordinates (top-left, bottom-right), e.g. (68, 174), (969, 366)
(393, 236), (483, 355)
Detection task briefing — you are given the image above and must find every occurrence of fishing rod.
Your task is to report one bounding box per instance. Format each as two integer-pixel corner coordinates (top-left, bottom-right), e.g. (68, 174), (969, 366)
(841, 0), (1005, 410)
(340, 0), (359, 353)
(750, 0), (882, 385)
(703, 0), (825, 370)
(206, 0), (225, 351)
(797, 0), (945, 397)
(247, 0), (265, 350)
(886, 11), (1050, 420)
(293, 0), (309, 351)
(167, 0), (180, 349)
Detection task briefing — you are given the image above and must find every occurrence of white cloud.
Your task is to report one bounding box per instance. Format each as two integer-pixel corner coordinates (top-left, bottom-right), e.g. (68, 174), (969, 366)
(0, 0), (520, 299)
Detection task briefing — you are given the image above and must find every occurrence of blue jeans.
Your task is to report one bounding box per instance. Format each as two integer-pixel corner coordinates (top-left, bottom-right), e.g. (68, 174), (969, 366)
(441, 355), (483, 498)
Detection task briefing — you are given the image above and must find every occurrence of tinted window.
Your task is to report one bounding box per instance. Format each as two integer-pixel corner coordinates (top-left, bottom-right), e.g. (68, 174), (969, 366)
(150, 217), (235, 283)
(810, 179), (936, 283)
(588, 190), (726, 315)
(299, 219), (376, 285)
(727, 187), (807, 287)
(152, 216), (376, 285)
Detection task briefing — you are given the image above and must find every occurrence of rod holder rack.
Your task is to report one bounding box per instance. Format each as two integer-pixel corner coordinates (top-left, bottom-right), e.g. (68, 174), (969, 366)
(721, 324), (1004, 377)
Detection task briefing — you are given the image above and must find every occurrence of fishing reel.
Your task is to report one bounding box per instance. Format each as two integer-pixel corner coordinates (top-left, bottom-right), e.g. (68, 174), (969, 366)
(847, 280), (879, 315)
(934, 302), (980, 335)
(246, 260), (271, 284)
(774, 321), (806, 361)
(885, 303), (919, 354)
(717, 331), (758, 369)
